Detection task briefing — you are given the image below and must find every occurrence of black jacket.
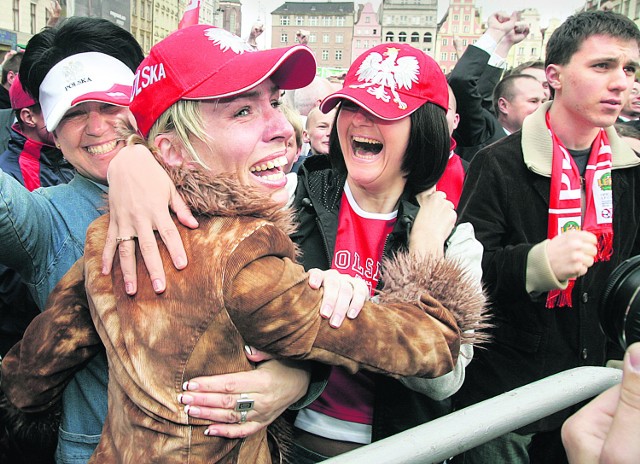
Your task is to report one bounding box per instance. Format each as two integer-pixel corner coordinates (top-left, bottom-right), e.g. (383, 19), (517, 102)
(449, 45), (507, 162)
(455, 103), (640, 432)
(290, 155), (453, 440)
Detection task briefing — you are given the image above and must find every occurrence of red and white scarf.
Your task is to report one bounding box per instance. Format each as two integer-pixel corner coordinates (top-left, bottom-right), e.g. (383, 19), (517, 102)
(545, 112), (613, 308)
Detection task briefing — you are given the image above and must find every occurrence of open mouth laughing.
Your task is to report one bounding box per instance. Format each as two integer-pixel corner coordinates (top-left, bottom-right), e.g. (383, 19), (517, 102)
(352, 136), (383, 159)
(249, 155), (288, 182)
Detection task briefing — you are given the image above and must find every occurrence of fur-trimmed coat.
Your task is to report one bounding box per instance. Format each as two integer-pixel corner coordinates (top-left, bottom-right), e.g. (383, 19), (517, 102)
(2, 165), (487, 463)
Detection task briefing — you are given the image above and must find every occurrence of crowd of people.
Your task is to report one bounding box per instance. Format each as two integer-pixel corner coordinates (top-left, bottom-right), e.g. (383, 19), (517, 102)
(0, 7), (639, 464)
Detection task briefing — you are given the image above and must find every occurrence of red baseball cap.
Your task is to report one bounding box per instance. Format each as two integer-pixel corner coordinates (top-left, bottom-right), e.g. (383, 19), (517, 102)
(9, 75), (36, 110)
(320, 43), (448, 120)
(130, 25), (317, 137)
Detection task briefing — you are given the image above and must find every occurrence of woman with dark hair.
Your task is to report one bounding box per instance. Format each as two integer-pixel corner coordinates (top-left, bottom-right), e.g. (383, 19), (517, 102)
(286, 43), (483, 462)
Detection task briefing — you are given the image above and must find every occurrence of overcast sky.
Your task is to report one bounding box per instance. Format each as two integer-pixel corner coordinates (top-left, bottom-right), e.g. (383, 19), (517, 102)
(240, 0), (587, 46)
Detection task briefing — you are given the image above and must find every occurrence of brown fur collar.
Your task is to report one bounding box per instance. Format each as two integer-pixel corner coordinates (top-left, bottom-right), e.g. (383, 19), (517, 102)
(162, 161), (298, 239)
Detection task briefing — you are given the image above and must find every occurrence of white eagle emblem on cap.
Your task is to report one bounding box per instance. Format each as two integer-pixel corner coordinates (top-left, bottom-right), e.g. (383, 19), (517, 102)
(204, 28), (255, 54)
(351, 47), (419, 110)
(63, 60), (85, 84)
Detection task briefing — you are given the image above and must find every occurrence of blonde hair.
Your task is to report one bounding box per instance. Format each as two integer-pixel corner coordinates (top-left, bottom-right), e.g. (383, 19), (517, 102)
(280, 102), (303, 149)
(146, 99), (214, 169)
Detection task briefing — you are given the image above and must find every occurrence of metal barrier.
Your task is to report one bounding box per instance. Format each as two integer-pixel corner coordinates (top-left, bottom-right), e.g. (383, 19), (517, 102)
(324, 366), (622, 464)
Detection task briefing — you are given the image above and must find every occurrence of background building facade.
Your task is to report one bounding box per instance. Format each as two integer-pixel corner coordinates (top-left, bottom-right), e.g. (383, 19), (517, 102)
(379, 0), (438, 56)
(271, 1), (355, 74)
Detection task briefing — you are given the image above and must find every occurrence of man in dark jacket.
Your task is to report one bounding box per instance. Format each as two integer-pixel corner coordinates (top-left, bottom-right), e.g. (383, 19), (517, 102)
(449, 11), (545, 162)
(0, 76), (74, 356)
(454, 10), (640, 464)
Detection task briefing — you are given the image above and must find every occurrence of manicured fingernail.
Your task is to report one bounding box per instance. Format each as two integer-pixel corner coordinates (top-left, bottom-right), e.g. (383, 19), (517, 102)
(178, 394), (193, 404)
(347, 308), (357, 319)
(102, 266), (108, 275)
(153, 279), (164, 293)
(184, 405), (200, 416)
(204, 428), (218, 436)
(125, 282), (135, 295)
(244, 345), (254, 356)
(183, 381), (199, 391)
(320, 305), (332, 318)
(176, 257), (187, 269)
(330, 315), (341, 327)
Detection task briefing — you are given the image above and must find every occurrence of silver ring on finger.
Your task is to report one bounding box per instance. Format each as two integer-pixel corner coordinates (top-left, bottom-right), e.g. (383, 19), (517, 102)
(235, 393), (254, 412)
(239, 410), (248, 424)
(115, 235), (137, 243)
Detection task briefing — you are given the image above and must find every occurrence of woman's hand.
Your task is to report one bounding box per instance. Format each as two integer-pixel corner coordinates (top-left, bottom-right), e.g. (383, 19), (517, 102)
(410, 187), (456, 260)
(307, 268), (369, 327)
(102, 144), (198, 295)
(179, 359), (310, 438)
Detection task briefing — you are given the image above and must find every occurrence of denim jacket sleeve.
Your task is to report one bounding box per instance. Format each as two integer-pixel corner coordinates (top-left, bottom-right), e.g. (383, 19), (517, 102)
(0, 169), (55, 298)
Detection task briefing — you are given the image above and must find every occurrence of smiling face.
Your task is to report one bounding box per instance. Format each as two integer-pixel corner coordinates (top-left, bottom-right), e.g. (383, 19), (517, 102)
(548, 34), (640, 143)
(304, 106), (336, 156)
(337, 100), (410, 203)
(53, 101), (132, 184)
(189, 80), (293, 206)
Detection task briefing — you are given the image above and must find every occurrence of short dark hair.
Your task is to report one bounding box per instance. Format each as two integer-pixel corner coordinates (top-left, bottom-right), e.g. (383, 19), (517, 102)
(507, 60), (544, 77)
(1, 52), (23, 85)
(327, 102), (449, 198)
(546, 11), (640, 69)
(19, 17), (144, 100)
(492, 74), (539, 117)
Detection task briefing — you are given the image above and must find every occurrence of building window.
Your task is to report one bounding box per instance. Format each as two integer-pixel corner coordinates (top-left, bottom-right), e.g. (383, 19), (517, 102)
(518, 46), (524, 55)
(309, 33), (317, 43)
(411, 32), (419, 43)
(296, 16), (303, 26)
(364, 39), (369, 48)
(453, 14), (459, 20)
(450, 53), (457, 61)
(424, 32), (432, 43)
(309, 16), (318, 26)
(281, 33), (288, 43)
(335, 50), (343, 61)
(356, 39), (361, 48)
(464, 15), (470, 21)
(373, 28), (377, 34)
(453, 25), (458, 33)
(441, 52), (447, 61)
(322, 49), (329, 60)
(400, 15), (408, 24)
(336, 33), (344, 43)
(532, 47), (537, 55)
(323, 33), (329, 43)
(365, 16), (370, 24)
(323, 16), (332, 26)
(442, 38), (448, 46)
(30, 2), (36, 34)
(280, 15), (290, 26)
(463, 38), (468, 46)
(464, 26), (469, 32)
(13, 0), (19, 30)
(337, 16), (345, 26)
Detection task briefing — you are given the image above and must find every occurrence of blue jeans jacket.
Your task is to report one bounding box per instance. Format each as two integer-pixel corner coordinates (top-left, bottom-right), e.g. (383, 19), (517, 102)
(0, 170), (109, 463)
